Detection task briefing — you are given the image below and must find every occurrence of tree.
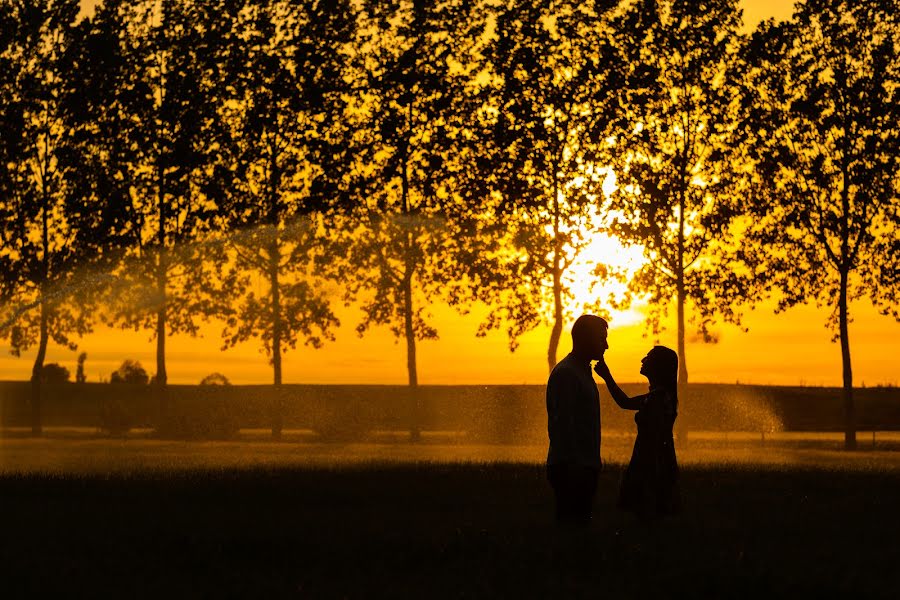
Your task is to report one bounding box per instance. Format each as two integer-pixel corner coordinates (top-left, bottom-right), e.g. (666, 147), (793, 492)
(199, 372), (230, 386)
(92, 0), (235, 390)
(0, 0), (98, 435)
(739, 0), (900, 449)
(110, 359), (149, 385)
(214, 0), (354, 437)
(337, 0), (527, 390)
(605, 0), (746, 384)
(467, 0), (622, 372)
(0, 1), (22, 285)
(40, 362), (70, 383)
(75, 351), (87, 383)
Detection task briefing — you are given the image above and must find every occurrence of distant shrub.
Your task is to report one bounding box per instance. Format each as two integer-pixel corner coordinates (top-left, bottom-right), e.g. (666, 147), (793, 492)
(200, 372), (231, 386)
(40, 363), (70, 384)
(110, 360), (149, 385)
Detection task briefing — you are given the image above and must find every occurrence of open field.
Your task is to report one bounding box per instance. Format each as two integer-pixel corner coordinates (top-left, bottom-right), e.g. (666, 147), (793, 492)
(5, 432), (900, 474)
(3, 439), (900, 598)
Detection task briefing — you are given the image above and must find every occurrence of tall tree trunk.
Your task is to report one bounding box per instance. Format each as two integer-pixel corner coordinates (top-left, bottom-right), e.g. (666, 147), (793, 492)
(267, 140), (284, 440)
(269, 232), (283, 440)
(839, 269), (855, 450)
(403, 269), (418, 388)
(548, 262), (563, 373)
(401, 106), (417, 388)
(30, 295), (49, 437)
(547, 177), (563, 373)
(155, 168), (168, 425)
(30, 191), (52, 437)
(676, 279), (687, 383)
(676, 198), (688, 385)
(400, 116), (419, 440)
(155, 262), (167, 386)
(155, 166), (168, 386)
(676, 196), (688, 445)
(403, 263), (419, 441)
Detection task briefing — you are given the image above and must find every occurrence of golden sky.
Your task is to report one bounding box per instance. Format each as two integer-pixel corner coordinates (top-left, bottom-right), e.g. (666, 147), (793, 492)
(3, 0), (894, 387)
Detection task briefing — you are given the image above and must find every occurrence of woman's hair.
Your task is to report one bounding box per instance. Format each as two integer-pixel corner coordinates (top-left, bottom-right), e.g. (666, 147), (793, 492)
(650, 345), (679, 412)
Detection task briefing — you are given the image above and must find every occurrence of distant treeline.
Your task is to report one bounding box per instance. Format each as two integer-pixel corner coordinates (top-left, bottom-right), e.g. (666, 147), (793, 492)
(0, 1), (897, 445)
(1, 381), (899, 442)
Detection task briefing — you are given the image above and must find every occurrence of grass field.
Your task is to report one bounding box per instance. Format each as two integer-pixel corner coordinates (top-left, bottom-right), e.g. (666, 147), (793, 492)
(3, 438), (900, 598)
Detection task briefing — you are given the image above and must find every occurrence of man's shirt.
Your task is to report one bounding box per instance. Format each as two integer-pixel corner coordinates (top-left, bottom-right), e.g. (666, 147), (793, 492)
(546, 352), (601, 468)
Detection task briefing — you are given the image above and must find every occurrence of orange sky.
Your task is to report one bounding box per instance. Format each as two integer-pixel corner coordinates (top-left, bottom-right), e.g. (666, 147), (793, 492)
(3, 0), (895, 387)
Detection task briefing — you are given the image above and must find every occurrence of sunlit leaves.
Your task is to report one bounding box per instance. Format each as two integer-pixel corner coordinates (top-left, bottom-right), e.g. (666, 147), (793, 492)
(327, 0), (487, 384)
(605, 0), (747, 375)
(213, 0), (353, 383)
(0, 0), (96, 362)
(466, 0), (622, 367)
(739, 0), (899, 319)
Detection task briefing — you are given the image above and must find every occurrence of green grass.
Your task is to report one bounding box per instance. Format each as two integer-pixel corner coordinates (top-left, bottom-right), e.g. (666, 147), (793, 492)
(3, 459), (900, 598)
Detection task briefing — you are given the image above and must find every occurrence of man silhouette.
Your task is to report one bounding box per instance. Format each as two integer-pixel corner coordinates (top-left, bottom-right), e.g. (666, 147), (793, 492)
(546, 314), (608, 527)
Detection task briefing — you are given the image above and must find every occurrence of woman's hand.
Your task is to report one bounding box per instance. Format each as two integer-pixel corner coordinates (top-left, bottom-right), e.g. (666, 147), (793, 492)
(593, 357), (612, 381)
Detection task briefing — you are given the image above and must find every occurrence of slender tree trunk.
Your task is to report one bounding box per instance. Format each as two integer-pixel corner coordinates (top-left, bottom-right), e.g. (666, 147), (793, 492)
(30, 191), (52, 437)
(403, 269), (418, 388)
(400, 116), (419, 440)
(547, 177), (563, 373)
(268, 143), (283, 440)
(676, 196), (688, 445)
(676, 280), (687, 382)
(403, 262), (420, 441)
(156, 263), (167, 386)
(548, 264), (563, 373)
(269, 232), (283, 439)
(155, 167), (169, 426)
(676, 199), (688, 385)
(839, 269), (855, 450)
(155, 165), (168, 386)
(30, 295), (49, 437)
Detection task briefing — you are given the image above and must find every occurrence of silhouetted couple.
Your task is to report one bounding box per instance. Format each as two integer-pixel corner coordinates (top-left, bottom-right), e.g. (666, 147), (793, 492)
(546, 314), (681, 527)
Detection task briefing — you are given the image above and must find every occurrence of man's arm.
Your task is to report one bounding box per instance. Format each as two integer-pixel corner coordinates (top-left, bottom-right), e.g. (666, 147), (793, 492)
(594, 358), (645, 411)
(546, 368), (580, 462)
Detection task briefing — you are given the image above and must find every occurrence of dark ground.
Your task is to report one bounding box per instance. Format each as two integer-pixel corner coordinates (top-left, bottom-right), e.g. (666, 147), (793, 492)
(2, 462), (900, 599)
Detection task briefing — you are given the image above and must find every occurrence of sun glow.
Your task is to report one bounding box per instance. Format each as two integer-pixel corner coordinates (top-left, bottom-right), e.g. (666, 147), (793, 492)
(567, 232), (647, 328)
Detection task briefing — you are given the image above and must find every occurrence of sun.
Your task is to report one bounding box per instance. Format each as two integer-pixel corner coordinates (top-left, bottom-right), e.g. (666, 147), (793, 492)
(567, 232), (646, 328)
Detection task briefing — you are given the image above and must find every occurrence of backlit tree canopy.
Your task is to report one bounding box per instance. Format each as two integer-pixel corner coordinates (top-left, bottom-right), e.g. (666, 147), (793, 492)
(739, 0), (900, 448)
(605, 0), (747, 384)
(471, 0), (622, 372)
(0, 0), (896, 440)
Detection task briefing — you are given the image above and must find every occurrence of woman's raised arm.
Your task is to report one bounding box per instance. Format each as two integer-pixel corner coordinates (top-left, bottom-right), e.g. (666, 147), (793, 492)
(594, 358), (645, 411)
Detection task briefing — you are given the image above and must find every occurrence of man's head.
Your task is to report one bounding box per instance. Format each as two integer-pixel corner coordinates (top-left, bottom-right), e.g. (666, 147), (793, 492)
(571, 314), (609, 360)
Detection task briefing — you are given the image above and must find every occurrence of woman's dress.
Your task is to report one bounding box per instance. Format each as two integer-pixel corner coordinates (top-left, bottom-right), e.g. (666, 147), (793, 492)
(618, 387), (682, 517)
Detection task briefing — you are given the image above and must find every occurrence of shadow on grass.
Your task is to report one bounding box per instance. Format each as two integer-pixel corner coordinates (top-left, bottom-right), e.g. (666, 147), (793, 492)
(2, 463), (899, 598)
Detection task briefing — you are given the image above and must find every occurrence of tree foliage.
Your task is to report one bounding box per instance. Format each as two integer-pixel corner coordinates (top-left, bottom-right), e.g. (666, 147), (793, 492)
(110, 359), (149, 385)
(40, 362), (70, 383)
(0, 0), (108, 433)
(214, 0), (353, 393)
(739, 0), (900, 447)
(606, 0), (746, 383)
(334, 0), (486, 385)
(87, 0), (237, 386)
(466, 0), (622, 372)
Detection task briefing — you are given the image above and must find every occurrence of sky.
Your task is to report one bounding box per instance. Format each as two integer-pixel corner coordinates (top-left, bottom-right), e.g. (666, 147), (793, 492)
(2, 0), (895, 387)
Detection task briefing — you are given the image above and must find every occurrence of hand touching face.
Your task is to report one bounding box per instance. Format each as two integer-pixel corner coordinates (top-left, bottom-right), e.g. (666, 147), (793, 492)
(593, 357), (612, 380)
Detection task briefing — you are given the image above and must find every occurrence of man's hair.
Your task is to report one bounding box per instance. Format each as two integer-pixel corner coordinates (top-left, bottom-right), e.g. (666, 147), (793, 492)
(571, 314), (608, 345)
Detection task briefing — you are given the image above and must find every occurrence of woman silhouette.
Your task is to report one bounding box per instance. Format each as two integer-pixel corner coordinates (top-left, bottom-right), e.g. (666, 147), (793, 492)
(594, 347), (682, 519)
